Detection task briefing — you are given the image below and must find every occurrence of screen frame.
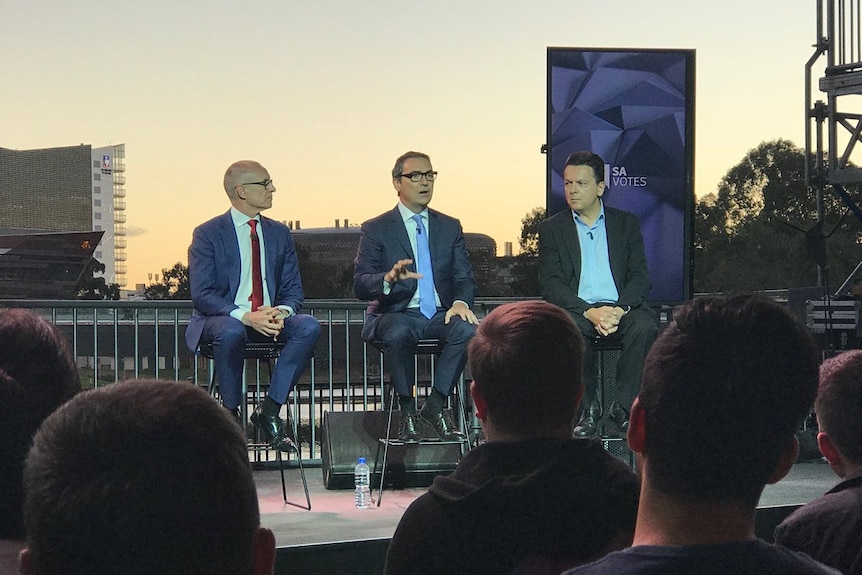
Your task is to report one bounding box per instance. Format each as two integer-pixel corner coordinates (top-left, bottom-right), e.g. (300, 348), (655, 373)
(546, 46), (695, 306)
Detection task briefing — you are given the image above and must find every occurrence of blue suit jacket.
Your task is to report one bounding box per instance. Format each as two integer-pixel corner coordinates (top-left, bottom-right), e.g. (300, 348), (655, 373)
(353, 206), (476, 337)
(185, 211), (305, 352)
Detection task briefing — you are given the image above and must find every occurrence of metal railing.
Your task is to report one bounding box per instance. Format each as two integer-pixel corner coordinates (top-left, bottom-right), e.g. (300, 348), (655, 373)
(0, 298), (521, 465)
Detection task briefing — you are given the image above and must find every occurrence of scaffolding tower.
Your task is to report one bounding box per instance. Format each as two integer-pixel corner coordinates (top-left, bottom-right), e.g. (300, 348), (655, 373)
(806, 0), (862, 290)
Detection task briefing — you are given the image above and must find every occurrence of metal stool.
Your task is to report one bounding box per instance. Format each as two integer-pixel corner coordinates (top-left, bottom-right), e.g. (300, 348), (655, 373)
(369, 338), (470, 506)
(198, 341), (311, 510)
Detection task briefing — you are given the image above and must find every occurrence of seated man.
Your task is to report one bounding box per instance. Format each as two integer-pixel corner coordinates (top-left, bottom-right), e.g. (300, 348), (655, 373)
(774, 349), (862, 575)
(186, 160), (320, 451)
(384, 301), (640, 575)
(0, 309), (81, 574)
(565, 294), (839, 575)
(354, 151), (477, 443)
(19, 379), (276, 575)
(539, 150), (658, 437)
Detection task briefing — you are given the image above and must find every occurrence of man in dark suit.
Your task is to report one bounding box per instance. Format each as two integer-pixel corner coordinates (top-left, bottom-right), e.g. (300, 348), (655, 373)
(539, 151), (657, 438)
(354, 151), (477, 443)
(185, 160), (320, 451)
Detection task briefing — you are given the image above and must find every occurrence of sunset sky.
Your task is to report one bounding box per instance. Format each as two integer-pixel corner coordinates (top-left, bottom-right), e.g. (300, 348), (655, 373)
(1, 1), (817, 287)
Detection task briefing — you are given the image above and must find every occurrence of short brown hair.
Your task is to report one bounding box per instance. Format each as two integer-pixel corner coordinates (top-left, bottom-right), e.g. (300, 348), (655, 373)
(469, 300), (584, 436)
(24, 379), (260, 575)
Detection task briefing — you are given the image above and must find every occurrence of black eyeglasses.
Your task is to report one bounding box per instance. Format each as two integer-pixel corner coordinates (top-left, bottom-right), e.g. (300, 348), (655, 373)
(241, 178), (273, 188)
(399, 171), (438, 182)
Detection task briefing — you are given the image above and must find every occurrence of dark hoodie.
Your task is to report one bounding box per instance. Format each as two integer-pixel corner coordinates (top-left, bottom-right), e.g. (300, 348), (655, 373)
(384, 438), (640, 575)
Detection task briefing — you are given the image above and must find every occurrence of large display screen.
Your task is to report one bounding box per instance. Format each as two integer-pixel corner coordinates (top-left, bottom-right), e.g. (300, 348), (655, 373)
(547, 48), (695, 304)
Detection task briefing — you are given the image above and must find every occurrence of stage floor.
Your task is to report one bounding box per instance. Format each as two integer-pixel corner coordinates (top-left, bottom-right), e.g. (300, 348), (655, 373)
(255, 457), (840, 548)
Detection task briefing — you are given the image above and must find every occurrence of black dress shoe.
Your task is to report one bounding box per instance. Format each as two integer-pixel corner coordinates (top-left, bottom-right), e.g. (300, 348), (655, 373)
(573, 398), (603, 438)
(397, 412), (422, 444)
(419, 407), (467, 442)
(250, 405), (297, 452)
(608, 402), (630, 435)
(573, 412), (599, 438)
(224, 405), (243, 429)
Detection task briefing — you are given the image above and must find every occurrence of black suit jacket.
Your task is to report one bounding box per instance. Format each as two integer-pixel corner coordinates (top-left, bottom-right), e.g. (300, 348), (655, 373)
(353, 206), (475, 329)
(538, 206), (650, 316)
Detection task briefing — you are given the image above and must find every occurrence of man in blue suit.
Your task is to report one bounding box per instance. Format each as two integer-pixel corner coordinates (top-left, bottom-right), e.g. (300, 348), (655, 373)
(185, 160), (320, 451)
(354, 151), (477, 443)
(539, 151), (658, 438)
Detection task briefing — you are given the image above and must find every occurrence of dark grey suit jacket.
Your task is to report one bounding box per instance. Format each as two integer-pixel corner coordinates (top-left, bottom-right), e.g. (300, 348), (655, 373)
(353, 206), (475, 337)
(538, 206), (651, 316)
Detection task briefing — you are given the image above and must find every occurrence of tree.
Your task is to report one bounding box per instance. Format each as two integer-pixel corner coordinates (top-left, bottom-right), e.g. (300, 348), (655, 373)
(145, 262), (190, 299)
(508, 207), (546, 296)
(75, 257), (120, 300)
(694, 139), (862, 292)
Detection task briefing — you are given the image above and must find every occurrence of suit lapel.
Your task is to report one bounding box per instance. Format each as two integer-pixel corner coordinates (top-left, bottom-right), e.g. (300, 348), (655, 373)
(260, 216), (278, 300)
(426, 210), (445, 277)
(390, 207), (415, 260)
(219, 211), (242, 299)
(603, 208), (622, 277)
(560, 212), (582, 274)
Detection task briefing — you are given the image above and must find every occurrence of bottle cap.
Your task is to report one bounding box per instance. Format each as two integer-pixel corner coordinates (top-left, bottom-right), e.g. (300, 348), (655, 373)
(358, 457), (366, 464)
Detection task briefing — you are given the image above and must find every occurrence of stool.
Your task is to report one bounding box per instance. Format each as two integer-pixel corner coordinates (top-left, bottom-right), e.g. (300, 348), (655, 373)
(369, 338), (470, 506)
(591, 336), (623, 438)
(198, 341), (311, 510)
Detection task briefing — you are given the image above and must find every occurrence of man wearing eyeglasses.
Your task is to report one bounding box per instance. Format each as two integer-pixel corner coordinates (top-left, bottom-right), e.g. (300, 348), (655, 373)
(185, 160), (320, 451)
(354, 151), (478, 443)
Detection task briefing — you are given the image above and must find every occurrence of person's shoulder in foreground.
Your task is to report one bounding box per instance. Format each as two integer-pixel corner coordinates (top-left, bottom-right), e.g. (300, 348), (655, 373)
(384, 300), (639, 575)
(565, 294), (838, 575)
(19, 379), (275, 575)
(563, 539), (841, 575)
(774, 349), (862, 575)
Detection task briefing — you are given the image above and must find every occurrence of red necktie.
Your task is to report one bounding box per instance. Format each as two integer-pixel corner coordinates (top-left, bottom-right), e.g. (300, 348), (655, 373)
(248, 220), (263, 312)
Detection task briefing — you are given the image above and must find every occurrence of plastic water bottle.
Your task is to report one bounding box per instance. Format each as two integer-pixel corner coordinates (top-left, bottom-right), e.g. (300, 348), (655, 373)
(354, 457), (371, 509)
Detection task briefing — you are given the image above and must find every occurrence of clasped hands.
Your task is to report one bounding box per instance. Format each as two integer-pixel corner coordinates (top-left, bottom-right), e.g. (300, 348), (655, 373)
(242, 305), (284, 339)
(584, 305), (626, 337)
(385, 259), (477, 325)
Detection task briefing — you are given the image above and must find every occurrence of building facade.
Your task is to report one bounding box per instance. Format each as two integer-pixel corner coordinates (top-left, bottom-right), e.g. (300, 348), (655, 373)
(0, 143), (127, 286)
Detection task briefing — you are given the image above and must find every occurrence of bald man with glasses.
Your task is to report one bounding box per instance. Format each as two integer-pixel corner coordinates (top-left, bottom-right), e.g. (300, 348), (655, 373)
(186, 160), (320, 452)
(354, 151), (477, 444)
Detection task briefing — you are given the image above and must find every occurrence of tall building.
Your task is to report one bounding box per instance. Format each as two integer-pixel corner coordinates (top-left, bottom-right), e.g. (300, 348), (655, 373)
(0, 143), (127, 286)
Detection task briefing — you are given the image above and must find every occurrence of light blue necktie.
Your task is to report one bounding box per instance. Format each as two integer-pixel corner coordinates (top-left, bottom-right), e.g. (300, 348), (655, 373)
(411, 214), (437, 319)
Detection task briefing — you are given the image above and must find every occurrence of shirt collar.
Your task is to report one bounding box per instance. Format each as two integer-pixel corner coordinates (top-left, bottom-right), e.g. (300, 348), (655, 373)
(572, 200), (606, 226)
(230, 207), (260, 229)
(397, 202), (428, 226)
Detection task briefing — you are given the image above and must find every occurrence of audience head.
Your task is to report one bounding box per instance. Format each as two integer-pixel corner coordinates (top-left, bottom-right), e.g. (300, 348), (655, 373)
(814, 349), (862, 476)
(20, 379), (275, 575)
(0, 308), (80, 539)
(632, 294), (819, 508)
(469, 300), (584, 439)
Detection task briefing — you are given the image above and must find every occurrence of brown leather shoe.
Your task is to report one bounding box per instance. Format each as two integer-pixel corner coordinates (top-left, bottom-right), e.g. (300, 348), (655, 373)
(419, 407), (466, 441)
(397, 412), (422, 444)
(250, 405), (297, 452)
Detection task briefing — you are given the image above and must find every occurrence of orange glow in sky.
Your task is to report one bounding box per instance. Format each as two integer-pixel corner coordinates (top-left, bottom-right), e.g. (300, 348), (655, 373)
(0, 1), (815, 287)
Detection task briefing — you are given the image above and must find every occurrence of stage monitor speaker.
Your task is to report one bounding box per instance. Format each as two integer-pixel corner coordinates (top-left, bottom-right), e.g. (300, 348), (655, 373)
(321, 410), (461, 490)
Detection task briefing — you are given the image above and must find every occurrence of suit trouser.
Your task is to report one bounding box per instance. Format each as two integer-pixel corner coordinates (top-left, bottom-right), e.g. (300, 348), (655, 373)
(366, 308), (476, 399)
(200, 314), (321, 409)
(571, 306), (658, 415)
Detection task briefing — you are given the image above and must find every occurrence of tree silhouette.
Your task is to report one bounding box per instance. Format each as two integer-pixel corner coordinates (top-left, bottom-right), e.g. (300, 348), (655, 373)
(145, 262), (190, 299)
(695, 139), (862, 293)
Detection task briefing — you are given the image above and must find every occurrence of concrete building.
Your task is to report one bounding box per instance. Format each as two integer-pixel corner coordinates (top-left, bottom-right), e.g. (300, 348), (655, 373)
(0, 143), (127, 286)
